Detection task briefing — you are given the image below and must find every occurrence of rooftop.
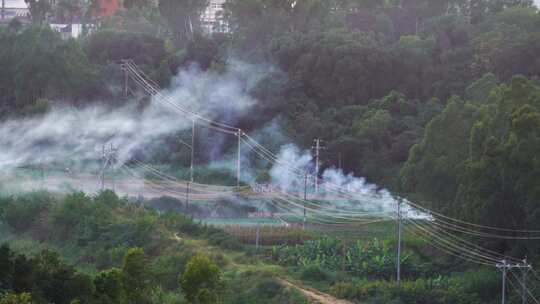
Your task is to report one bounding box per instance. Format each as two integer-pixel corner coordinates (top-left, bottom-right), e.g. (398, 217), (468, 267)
(2, 0), (28, 9)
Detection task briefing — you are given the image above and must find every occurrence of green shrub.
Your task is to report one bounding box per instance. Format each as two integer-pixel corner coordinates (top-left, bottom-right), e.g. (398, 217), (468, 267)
(1, 192), (51, 232)
(210, 252), (227, 268)
(206, 230), (243, 251)
(255, 279), (283, 298)
(0, 292), (33, 304)
(451, 269), (498, 303)
(95, 245), (129, 269)
(223, 271), (307, 304)
(328, 276), (489, 304)
(124, 216), (159, 249)
(300, 265), (328, 281)
(159, 211), (202, 236)
(49, 192), (118, 245)
(123, 248), (152, 304)
(179, 253), (223, 304)
(94, 268), (126, 303)
(94, 190), (124, 207)
(152, 252), (194, 290)
(330, 282), (358, 300)
(148, 286), (186, 304)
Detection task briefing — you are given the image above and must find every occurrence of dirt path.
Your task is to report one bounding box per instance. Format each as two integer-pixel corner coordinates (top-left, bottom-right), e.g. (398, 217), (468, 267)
(171, 233), (352, 304)
(277, 278), (353, 304)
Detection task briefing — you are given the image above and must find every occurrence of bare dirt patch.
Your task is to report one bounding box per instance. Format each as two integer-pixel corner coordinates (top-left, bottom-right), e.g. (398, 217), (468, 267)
(277, 278), (354, 304)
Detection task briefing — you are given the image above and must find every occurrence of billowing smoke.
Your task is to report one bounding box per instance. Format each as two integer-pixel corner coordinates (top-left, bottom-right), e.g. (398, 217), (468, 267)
(269, 144), (312, 191)
(164, 60), (266, 117)
(266, 143), (426, 218)
(0, 60), (270, 173)
(0, 104), (185, 170)
(163, 60), (273, 161)
(0, 57), (423, 218)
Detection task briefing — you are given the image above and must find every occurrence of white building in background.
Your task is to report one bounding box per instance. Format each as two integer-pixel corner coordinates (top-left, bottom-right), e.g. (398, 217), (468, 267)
(201, 0), (228, 33)
(50, 23), (84, 39)
(1, 0), (88, 39)
(0, 0), (29, 23)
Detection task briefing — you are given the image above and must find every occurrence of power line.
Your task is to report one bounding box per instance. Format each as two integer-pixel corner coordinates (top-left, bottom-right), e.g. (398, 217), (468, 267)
(411, 218), (522, 263)
(402, 223), (495, 266)
(123, 59), (540, 241)
(405, 218), (499, 265)
(510, 269), (539, 304)
(312, 139), (324, 193)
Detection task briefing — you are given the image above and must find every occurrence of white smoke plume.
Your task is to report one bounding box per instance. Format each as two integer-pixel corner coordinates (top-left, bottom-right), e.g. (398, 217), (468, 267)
(269, 144), (312, 191)
(163, 60), (274, 161)
(0, 104), (185, 170)
(267, 143), (426, 218)
(164, 60), (266, 116)
(0, 56), (428, 220)
(0, 60), (270, 174)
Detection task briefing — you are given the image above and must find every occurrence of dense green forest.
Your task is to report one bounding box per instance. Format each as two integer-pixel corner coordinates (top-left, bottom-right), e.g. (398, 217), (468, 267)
(1, 0), (540, 303)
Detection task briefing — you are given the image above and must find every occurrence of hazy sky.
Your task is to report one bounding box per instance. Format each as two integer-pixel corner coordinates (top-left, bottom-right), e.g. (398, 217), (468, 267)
(536, 0), (540, 8)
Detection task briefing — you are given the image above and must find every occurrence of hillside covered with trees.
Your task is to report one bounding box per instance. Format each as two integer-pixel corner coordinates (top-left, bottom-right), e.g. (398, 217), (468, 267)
(1, 0), (540, 303)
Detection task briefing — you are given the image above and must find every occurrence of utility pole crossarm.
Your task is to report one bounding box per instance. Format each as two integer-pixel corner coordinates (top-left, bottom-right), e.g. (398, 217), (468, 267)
(312, 139), (325, 193)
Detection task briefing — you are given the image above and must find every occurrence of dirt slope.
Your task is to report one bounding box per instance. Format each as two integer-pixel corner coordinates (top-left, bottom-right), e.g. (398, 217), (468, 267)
(278, 278), (354, 304)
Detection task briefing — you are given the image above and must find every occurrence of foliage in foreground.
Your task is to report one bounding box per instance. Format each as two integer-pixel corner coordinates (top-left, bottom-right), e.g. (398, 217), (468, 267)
(0, 190), (307, 304)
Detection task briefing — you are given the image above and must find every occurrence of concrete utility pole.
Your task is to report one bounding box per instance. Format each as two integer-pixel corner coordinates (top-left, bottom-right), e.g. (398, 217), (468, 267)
(312, 139), (324, 193)
(188, 15), (194, 38)
(256, 201), (263, 250)
(41, 162), (45, 187)
(303, 172), (308, 230)
(496, 260), (532, 304)
(110, 143), (117, 192)
(190, 119), (195, 183)
(237, 129), (242, 188)
(100, 144), (117, 191)
(1, 0), (5, 21)
(396, 198), (402, 287)
(522, 258), (529, 304)
(185, 181), (190, 211)
(178, 129), (194, 182)
(38, 146), (45, 188)
(100, 145), (106, 191)
(256, 221), (261, 249)
(498, 260), (508, 304)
